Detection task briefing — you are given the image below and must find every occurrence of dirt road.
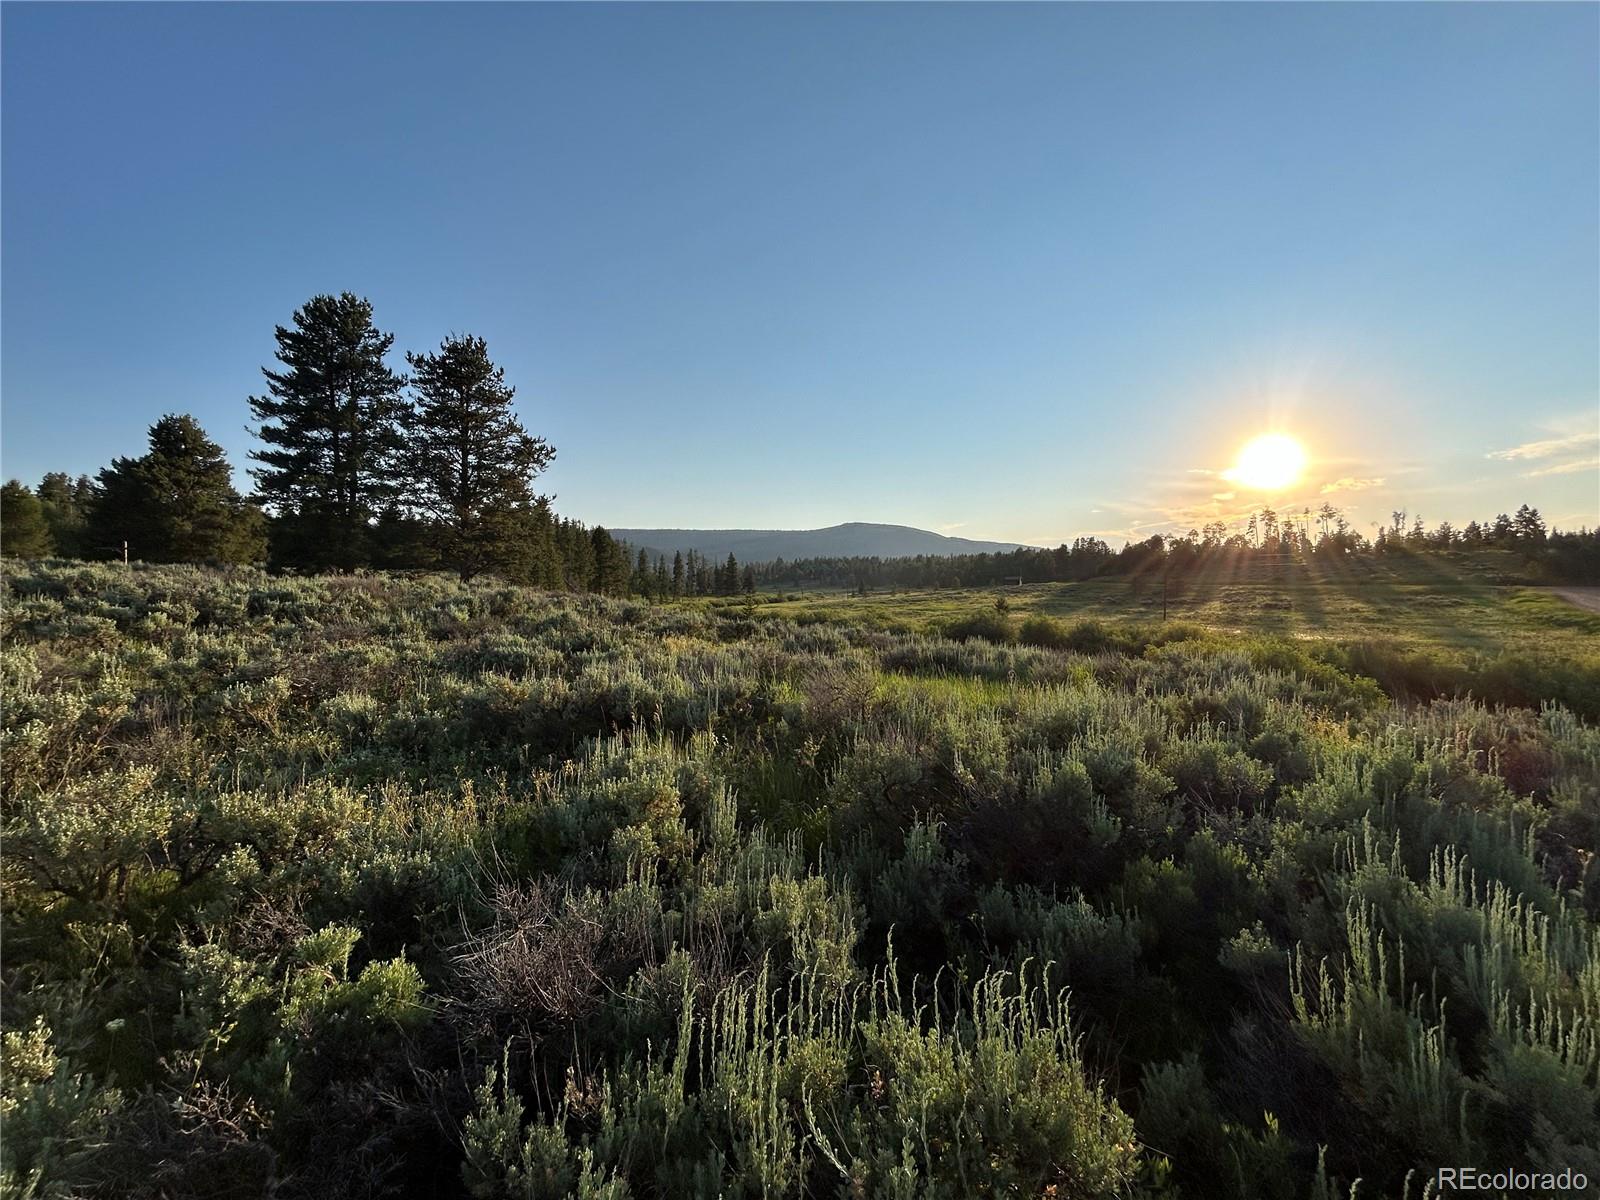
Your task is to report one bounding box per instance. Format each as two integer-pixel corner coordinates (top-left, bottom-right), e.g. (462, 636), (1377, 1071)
(1547, 587), (1600, 614)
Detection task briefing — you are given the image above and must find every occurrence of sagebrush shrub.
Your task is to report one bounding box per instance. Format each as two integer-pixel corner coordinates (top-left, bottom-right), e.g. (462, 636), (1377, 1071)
(2, 561), (1596, 1198)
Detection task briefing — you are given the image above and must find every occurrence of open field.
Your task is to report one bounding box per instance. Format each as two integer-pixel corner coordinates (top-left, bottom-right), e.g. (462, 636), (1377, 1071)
(4, 559), (1598, 1198)
(744, 576), (1600, 652)
(718, 571), (1600, 721)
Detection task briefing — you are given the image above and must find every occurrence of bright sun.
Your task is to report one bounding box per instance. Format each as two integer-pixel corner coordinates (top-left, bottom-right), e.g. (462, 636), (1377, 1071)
(1224, 433), (1308, 491)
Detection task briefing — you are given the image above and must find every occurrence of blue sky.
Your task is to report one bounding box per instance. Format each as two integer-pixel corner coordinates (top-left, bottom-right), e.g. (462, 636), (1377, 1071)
(3, 3), (1596, 545)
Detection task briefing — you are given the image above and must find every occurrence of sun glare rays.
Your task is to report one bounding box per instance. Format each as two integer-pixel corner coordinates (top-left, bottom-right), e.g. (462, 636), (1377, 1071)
(1223, 433), (1308, 492)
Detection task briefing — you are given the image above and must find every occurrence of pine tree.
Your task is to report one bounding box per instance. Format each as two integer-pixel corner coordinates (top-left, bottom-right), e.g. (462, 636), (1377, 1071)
(1, 481), (54, 557)
(524, 500), (564, 589)
(88, 454), (154, 558)
(36, 473), (91, 558)
(248, 293), (407, 569)
(369, 504), (435, 570)
(741, 565), (756, 594)
(672, 551), (684, 597)
(1260, 508), (1279, 547)
(589, 527), (629, 595)
(723, 553), (739, 596)
(89, 415), (266, 563)
(654, 556), (670, 598)
(562, 518), (595, 590)
(402, 334), (555, 579)
(1513, 504), (1547, 544)
(1316, 503), (1338, 543)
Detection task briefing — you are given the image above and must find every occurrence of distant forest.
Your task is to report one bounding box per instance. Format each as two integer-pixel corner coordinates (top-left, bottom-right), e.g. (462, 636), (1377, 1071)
(747, 505), (1600, 592)
(3, 291), (1597, 590)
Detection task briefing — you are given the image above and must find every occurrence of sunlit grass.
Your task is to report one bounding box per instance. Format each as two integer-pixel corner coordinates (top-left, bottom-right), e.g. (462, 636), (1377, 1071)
(722, 562), (1600, 716)
(741, 573), (1597, 649)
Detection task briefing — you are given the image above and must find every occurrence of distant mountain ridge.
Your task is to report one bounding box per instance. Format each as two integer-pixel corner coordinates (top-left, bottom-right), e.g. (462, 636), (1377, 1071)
(607, 522), (1030, 563)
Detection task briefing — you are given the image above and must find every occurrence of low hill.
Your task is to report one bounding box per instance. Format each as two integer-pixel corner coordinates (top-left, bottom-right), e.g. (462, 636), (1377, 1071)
(608, 521), (1030, 562)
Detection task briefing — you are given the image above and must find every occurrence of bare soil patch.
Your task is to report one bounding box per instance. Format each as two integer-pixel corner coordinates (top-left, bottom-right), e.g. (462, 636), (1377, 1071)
(1546, 586), (1600, 614)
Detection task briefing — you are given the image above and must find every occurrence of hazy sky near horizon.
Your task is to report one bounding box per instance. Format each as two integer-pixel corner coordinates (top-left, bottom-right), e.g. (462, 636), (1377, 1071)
(3, 3), (1596, 546)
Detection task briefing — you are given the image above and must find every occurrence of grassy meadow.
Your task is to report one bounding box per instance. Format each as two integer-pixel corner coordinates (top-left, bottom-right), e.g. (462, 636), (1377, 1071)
(744, 568), (1596, 651)
(3, 559), (1598, 1198)
(728, 565), (1600, 722)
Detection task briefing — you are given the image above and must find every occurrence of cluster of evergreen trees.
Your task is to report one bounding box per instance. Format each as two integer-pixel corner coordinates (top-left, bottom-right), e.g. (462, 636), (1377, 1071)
(612, 548), (756, 602)
(745, 536), (1115, 592)
(1126, 502), (1598, 583)
(1, 418), (265, 565)
(1, 293), (639, 595)
(249, 293), (562, 580)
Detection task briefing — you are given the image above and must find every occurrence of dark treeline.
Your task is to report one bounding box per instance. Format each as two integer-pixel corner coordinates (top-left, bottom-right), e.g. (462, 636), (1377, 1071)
(1, 418), (268, 568)
(1, 293), (641, 596)
(746, 504), (1600, 590)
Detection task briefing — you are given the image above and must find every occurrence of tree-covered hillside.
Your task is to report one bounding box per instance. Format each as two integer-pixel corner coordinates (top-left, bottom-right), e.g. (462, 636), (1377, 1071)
(606, 523), (1029, 563)
(2, 562), (1596, 1198)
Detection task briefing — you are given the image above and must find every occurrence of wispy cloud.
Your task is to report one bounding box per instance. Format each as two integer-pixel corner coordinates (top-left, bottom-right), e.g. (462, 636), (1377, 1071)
(1527, 456), (1600, 478)
(937, 521), (968, 532)
(1487, 423), (1600, 481)
(1320, 476), (1384, 495)
(1487, 431), (1599, 462)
